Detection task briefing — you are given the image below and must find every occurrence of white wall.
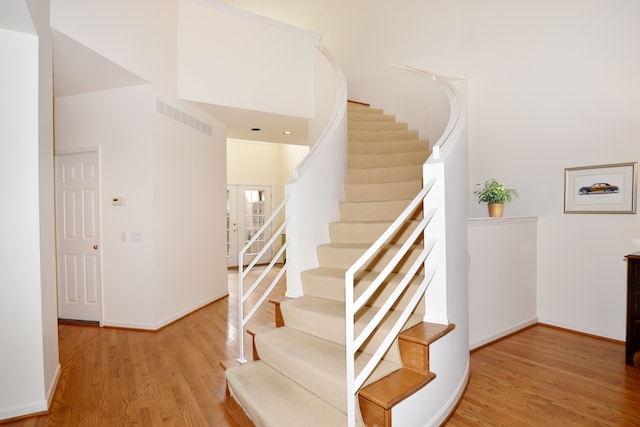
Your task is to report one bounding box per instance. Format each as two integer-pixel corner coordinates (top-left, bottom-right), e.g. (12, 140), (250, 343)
(468, 217), (538, 349)
(51, 0), (177, 89)
(310, 0), (640, 340)
(27, 0), (60, 403)
(152, 105), (228, 326)
(227, 139), (308, 205)
(55, 86), (156, 328)
(52, 0), (230, 329)
(0, 0), (58, 417)
(177, 0), (319, 118)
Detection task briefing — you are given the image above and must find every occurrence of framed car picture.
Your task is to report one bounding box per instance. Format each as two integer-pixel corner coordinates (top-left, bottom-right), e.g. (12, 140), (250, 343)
(564, 162), (638, 214)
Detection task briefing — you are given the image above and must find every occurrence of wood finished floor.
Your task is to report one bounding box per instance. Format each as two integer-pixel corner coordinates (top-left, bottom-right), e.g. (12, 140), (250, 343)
(4, 269), (640, 426)
(446, 326), (640, 426)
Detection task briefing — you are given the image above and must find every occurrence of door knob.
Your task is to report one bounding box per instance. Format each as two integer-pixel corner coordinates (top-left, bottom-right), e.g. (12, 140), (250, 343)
(93, 244), (99, 250)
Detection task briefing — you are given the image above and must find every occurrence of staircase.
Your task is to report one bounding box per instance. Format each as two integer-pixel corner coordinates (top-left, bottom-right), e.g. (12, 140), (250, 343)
(223, 101), (454, 427)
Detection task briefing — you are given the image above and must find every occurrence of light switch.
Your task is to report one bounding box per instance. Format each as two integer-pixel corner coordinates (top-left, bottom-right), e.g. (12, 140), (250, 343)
(112, 196), (125, 206)
(131, 232), (143, 242)
(121, 232), (127, 242)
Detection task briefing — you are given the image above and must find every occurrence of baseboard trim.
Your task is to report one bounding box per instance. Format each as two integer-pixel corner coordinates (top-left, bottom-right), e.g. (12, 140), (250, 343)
(469, 317), (538, 351)
(46, 363), (61, 408)
(537, 322), (625, 344)
(103, 292), (229, 331)
(536, 318), (625, 342)
(0, 399), (48, 423)
(428, 360), (470, 427)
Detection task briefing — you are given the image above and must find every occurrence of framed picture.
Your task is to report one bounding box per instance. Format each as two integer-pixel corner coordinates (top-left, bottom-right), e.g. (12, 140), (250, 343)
(564, 162), (638, 214)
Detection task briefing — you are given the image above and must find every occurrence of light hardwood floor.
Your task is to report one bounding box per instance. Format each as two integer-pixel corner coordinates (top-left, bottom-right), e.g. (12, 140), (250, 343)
(4, 270), (640, 426)
(446, 325), (640, 426)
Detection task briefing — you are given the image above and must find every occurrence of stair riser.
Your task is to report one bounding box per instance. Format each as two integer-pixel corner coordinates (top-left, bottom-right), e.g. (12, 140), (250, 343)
(348, 121), (407, 131)
(349, 129), (419, 142)
(279, 297), (422, 365)
(347, 112), (395, 123)
(347, 104), (383, 115)
(329, 219), (422, 244)
(300, 268), (426, 313)
(349, 139), (430, 155)
(347, 165), (423, 184)
(339, 199), (422, 222)
(317, 244), (424, 273)
(345, 180), (422, 203)
(349, 151), (430, 169)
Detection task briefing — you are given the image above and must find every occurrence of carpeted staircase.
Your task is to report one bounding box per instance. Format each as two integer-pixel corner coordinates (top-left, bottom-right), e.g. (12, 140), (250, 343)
(223, 101), (453, 427)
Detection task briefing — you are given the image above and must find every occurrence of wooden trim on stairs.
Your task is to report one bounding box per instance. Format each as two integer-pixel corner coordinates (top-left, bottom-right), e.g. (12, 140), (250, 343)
(358, 322), (455, 427)
(347, 99), (371, 107)
(399, 322), (455, 375)
(269, 298), (286, 327)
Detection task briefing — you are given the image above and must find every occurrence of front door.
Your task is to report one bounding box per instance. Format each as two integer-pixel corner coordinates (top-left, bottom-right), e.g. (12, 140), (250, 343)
(227, 185), (272, 268)
(55, 151), (102, 322)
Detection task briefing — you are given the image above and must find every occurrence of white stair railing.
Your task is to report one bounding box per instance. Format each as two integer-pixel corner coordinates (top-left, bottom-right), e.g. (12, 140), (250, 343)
(236, 195), (290, 363)
(344, 67), (465, 427)
(235, 44), (347, 363)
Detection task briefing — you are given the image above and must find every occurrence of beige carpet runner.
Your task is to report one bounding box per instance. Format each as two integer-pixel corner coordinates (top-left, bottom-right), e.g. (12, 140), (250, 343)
(225, 101), (431, 426)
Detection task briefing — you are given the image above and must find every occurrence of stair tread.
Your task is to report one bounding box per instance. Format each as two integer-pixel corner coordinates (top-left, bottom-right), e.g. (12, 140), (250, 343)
(349, 139), (430, 155)
(225, 360), (349, 427)
(359, 368), (436, 409)
(279, 296), (423, 362)
(347, 164), (423, 184)
(300, 267), (425, 315)
(399, 322), (456, 346)
(254, 326), (400, 413)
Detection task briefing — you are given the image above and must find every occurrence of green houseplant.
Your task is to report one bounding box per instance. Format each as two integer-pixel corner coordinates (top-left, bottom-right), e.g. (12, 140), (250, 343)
(474, 179), (518, 217)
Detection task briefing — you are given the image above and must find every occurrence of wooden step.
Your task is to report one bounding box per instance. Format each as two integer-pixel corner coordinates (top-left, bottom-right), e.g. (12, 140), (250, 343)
(399, 322), (455, 374)
(357, 322), (455, 427)
(359, 368), (436, 427)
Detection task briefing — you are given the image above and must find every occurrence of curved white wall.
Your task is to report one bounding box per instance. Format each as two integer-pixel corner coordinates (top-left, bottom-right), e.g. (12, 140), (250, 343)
(308, 0), (640, 341)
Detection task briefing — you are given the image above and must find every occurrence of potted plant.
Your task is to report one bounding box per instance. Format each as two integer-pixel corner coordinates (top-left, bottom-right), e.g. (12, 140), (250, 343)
(474, 179), (518, 217)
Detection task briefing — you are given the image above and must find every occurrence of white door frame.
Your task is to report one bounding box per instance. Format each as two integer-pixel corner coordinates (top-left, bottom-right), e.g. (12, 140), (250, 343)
(55, 146), (104, 324)
(227, 184), (273, 268)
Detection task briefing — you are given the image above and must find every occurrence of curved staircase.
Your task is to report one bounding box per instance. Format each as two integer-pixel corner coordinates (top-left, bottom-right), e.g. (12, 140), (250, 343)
(223, 101), (454, 427)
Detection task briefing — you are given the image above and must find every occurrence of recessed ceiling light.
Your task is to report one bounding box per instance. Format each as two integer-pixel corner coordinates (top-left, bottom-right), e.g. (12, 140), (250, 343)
(283, 131), (292, 135)
(251, 128), (261, 132)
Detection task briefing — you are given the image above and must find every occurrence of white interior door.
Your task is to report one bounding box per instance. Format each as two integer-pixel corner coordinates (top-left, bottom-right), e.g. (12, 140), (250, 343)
(55, 151), (102, 322)
(227, 185), (272, 268)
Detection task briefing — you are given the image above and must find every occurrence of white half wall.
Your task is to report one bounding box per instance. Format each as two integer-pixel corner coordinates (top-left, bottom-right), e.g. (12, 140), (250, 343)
(468, 217), (538, 349)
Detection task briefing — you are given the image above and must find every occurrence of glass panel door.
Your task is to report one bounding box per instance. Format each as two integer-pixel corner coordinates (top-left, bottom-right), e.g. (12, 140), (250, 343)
(227, 185), (272, 267)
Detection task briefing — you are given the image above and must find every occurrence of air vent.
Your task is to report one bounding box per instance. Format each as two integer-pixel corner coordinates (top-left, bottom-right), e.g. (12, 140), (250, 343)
(154, 98), (213, 136)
